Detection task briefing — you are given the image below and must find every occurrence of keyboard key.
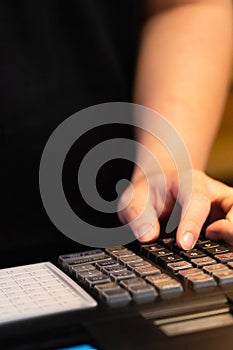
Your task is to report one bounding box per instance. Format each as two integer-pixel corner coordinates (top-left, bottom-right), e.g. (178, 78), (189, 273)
(94, 282), (120, 295)
(213, 269), (233, 285)
(127, 261), (151, 271)
(227, 262), (233, 269)
(191, 256), (216, 268)
(150, 249), (173, 262)
(70, 264), (95, 275)
(178, 268), (203, 281)
(197, 241), (219, 250)
(105, 246), (125, 253)
(215, 253), (233, 263)
(135, 266), (161, 277)
(187, 273), (217, 289)
(205, 246), (229, 257)
(76, 270), (102, 282)
(158, 254), (183, 266)
(146, 273), (171, 285)
(203, 263), (228, 275)
(120, 277), (146, 288)
(103, 264), (126, 275)
(141, 244), (164, 257)
(101, 288), (131, 306)
(110, 270), (136, 282)
(111, 250), (135, 259)
(85, 274), (111, 287)
(58, 250), (105, 265)
(128, 284), (158, 303)
(167, 261), (192, 273)
(119, 255), (143, 266)
(181, 250), (206, 261)
(95, 259), (118, 271)
(152, 279), (183, 295)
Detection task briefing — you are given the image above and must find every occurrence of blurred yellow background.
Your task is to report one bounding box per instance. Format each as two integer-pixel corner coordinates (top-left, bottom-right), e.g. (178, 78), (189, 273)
(206, 83), (233, 184)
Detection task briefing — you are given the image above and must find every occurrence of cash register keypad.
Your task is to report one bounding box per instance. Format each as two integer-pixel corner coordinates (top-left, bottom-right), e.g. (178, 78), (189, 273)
(59, 239), (233, 307)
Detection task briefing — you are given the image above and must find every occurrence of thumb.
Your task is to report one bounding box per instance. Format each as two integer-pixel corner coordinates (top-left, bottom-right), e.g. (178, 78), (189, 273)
(118, 186), (160, 243)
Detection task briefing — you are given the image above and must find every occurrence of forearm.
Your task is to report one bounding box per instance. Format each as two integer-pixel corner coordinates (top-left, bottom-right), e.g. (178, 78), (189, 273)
(133, 0), (232, 179)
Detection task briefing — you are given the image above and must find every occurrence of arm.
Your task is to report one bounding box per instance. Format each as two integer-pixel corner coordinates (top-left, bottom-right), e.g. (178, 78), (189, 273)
(118, 0), (233, 249)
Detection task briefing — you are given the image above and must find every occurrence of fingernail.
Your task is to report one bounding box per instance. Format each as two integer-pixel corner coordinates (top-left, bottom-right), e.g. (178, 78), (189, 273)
(181, 232), (195, 250)
(135, 224), (154, 241)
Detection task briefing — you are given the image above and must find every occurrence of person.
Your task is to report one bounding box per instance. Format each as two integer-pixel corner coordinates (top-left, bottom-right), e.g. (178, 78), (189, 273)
(118, 0), (233, 250)
(1, 0), (233, 255)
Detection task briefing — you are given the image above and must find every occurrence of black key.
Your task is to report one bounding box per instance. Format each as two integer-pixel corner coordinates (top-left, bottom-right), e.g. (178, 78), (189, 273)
(191, 256), (216, 268)
(159, 238), (175, 250)
(128, 284), (158, 303)
(197, 241), (219, 250)
(215, 252), (233, 263)
(158, 254), (182, 267)
(196, 238), (211, 245)
(150, 249), (173, 262)
(141, 244), (164, 258)
(102, 288), (131, 306)
(206, 246), (229, 257)
(181, 250), (206, 261)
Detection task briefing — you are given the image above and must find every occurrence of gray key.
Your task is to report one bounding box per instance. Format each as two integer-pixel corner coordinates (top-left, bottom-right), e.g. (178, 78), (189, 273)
(191, 256), (216, 268)
(135, 266), (161, 277)
(178, 268), (203, 281)
(94, 282), (120, 294)
(120, 277), (146, 288)
(127, 261), (151, 271)
(152, 279), (183, 295)
(146, 273), (171, 285)
(95, 259), (119, 271)
(203, 263), (228, 275)
(103, 264), (126, 275)
(102, 288), (131, 306)
(110, 270), (136, 282)
(213, 269), (233, 285)
(77, 269), (102, 281)
(215, 253), (233, 263)
(85, 274), (111, 287)
(119, 255), (143, 266)
(111, 250), (134, 259)
(167, 261), (192, 273)
(128, 284), (158, 303)
(187, 273), (217, 289)
(70, 264), (95, 275)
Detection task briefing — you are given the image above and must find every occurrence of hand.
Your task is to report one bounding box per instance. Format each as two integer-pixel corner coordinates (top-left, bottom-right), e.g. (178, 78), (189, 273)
(118, 169), (233, 249)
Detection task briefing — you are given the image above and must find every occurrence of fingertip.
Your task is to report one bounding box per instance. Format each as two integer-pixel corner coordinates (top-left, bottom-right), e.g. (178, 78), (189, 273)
(136, 223), (160, 243)
(177, 231), (196, 250)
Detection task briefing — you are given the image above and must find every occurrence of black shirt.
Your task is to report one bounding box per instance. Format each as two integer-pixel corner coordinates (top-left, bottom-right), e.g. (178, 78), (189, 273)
(0, 1), (144, 256)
